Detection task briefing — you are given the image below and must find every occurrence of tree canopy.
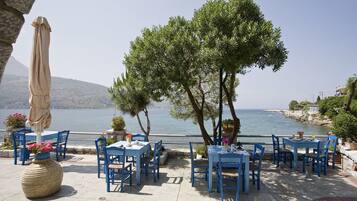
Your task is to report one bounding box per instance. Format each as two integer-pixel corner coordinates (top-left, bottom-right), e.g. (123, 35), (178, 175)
(123, 0), (288, 144)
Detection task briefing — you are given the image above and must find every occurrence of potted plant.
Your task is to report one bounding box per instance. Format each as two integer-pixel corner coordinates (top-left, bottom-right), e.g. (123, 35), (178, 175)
(107, 116), (126, 141)
(196, 144), (207, 159)
(333, 111), (357, 150)
(3, 113), (27, 147)
(21, 142), (63, 199)
(222, 119), (237, 145)
(222, 119), (234, 134)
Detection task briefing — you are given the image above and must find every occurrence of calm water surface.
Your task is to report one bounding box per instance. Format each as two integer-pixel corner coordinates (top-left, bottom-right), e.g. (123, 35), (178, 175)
(0, 108), (329, 146)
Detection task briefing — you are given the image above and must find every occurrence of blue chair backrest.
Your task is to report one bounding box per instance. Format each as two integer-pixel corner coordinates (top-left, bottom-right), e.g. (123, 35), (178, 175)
(218, 153), (243, 171)
(153, 140), (162, 165)
(253, 144), (265, 169)
(95, 137), (107, 156)
(272, 134), (280, 150)
(327, 135), (338, 153)
(104, 146), (126, 169)
(189, 142), (194, 163)
(57, 130), (70, 144)
(132, 133), (148, 142)
(12, 129), (31, 148)
(316, 140), (331, 157)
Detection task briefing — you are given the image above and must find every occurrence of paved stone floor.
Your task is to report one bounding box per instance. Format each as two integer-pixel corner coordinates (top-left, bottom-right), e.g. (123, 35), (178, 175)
(0, 155), (357, 201)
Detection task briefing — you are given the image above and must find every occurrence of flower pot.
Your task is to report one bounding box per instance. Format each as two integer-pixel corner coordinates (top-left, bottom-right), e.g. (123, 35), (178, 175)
(21, 158), (63, 199)
(34, 152), (50, 160)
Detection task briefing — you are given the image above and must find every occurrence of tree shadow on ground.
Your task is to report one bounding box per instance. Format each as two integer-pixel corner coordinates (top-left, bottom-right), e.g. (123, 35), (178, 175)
(191, 161), (357, 201)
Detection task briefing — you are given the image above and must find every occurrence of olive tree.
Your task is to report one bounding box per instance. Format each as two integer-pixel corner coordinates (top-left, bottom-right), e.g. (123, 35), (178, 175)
(124, 17), (215, 144)
(108, 73), (151, 137)
(192, 0), (288, 142)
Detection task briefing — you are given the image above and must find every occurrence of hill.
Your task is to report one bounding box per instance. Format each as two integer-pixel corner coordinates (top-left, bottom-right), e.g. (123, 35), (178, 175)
(0, 57), (113, 109)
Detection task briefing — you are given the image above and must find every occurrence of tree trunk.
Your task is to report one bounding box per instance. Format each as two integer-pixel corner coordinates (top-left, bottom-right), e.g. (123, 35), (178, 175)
(222, 73), (240, 144)
(184, 85), (213, 145)
(136, 113), (148, 136)
(346, 78), (357, 112)
(144, 107), (151, 136)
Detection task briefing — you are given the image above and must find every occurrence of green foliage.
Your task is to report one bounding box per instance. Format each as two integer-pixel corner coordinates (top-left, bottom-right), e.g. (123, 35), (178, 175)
(333, 111), (357, 142)
(350, 100), (357, 117)
(107, 137), (117, 145)
(316, 96), (321, 103)
(318, 96), (345, 118)
(109, 73), (151, 117)
(346, 76), (357, 99)
(111, 116), (125, 131)
(289, 100), (299, 110)
(196, 144), (207, 158)
(123, 0), (287, 144)
(4, 113), (26, 129)
(192, 0), (288, 74)
(299, 101), (312, 112)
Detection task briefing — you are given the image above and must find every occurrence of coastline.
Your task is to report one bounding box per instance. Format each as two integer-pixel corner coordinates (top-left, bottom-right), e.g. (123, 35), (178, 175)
(280, 110), (332, 128)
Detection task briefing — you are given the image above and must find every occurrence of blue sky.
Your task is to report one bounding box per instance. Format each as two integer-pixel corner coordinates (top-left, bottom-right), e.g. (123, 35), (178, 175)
(12, 0), (357, 109)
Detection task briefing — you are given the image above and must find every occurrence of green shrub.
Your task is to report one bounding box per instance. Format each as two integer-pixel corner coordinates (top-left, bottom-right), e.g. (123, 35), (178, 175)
(318, 96), (345, 118)
(111, 116), (125, 131)
(289, 100), (299, 110)
(333, 111), (357, 142)
(196, 144), (207, 158)
(107, 137), (117, 145)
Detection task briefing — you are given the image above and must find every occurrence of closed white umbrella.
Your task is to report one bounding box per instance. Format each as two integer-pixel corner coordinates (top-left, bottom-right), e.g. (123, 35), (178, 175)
(28, 16), (52, 143)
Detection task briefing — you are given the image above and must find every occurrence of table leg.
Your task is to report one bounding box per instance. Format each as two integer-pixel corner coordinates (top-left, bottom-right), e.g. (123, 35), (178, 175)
(293, 147), (298, 170)
(244, 158), (249, 193)
(136, 154), (141, 185)
(208, 158), (213, 192)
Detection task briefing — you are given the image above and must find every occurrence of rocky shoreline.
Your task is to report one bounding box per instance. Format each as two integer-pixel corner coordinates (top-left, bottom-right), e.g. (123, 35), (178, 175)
(280, 110), (332, 128)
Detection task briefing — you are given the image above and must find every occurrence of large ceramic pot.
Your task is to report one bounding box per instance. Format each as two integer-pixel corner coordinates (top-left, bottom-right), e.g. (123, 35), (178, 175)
(21, 153), (63, 199)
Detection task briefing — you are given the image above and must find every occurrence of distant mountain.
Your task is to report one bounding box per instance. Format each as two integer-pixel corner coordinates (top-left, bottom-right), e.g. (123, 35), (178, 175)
(0, 57), (113, 109)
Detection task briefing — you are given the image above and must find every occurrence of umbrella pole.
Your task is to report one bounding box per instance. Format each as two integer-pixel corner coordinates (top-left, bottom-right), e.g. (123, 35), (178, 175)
(34, 124), (42, 144)
(36, 132), (42, 144)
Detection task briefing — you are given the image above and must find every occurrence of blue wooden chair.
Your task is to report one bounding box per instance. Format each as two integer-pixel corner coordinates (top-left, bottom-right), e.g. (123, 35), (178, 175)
(103, 146), (132, 192)
(54, 130), (70, 161)
(272, 135), (292, 168)
(144, 140), (162, 182)
(131, 133), (148, 142)
(12, 128), (33, 165)
(189, 142), (208, 186)
(327, 135), (338, 169)
(303, 140), (330, 177)
(127, 133), (148, 165)
(216, 153), (243, 201)
(250, 144), (265, 190)
(95, 137), (107, 178)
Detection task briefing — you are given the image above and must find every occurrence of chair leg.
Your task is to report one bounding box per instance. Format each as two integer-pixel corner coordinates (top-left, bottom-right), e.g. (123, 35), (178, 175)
(191, 168), (195, 187)
(236, 177), (240, 201)
(14, 151), (17, 165)
(106, 171), (110, 192)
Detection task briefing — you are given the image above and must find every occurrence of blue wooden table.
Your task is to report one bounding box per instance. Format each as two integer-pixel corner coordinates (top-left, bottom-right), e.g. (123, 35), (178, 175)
(108, 141), (150, 185)
(283, 138), (319, 170)
(207, 145), (250, 193)
(25, 131), (59, 142)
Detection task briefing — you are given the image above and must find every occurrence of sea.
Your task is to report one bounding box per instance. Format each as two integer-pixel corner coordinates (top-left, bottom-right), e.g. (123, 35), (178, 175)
(0, 108), (329, 147)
